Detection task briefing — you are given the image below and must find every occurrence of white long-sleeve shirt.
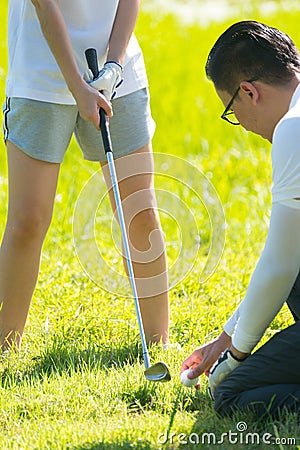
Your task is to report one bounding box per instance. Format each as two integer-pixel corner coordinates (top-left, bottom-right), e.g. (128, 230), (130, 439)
(6, 0), (148, 104)
(224, 84), (300, 354)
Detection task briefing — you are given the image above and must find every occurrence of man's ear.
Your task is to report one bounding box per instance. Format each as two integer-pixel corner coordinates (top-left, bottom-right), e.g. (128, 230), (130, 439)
(240, 81), (259, 104)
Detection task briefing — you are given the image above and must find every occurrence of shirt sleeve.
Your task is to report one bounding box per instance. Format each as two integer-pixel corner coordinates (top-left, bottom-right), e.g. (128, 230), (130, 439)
(223, 305), (241, 337)
(231, 203), (300, 353)
(272, 117), (300, 205)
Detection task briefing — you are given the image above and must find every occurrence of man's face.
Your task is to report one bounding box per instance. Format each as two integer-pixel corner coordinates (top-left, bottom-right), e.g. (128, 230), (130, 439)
(216, 83), (274, 142)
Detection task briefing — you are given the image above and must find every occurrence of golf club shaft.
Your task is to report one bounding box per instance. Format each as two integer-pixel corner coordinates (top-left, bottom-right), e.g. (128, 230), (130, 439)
(105, 150), (150, 369)
(85, 48), (151, 369)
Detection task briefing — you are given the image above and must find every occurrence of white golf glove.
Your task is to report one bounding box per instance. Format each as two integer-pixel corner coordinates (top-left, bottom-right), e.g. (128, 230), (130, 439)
(208, 349), (244, 399)
(84, 61), (123, 101)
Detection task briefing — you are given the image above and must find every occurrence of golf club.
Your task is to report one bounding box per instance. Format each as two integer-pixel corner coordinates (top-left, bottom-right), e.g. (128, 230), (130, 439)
(85, 48), (171, 382)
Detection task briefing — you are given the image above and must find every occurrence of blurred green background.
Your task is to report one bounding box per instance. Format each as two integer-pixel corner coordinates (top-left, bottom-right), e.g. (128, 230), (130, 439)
(0, 1), (299, 449)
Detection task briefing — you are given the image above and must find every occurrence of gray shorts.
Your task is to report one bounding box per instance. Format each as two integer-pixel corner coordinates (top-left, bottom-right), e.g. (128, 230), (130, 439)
(2, 88), (155, 163)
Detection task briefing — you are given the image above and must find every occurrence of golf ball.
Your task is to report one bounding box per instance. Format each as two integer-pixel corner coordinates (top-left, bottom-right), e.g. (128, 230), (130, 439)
(180, 369), (199, 387)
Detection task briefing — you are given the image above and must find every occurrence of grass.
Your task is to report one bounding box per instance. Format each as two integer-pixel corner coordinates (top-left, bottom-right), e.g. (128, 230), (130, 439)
(0, 0), (300, 448)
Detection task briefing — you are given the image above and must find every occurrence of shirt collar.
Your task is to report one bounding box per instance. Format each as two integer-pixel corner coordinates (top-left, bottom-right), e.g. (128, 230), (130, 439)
(289, 82), (300, 110)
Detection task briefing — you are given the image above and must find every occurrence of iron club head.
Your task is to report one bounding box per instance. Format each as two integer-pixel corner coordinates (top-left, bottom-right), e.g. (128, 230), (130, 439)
(144, 361), (171, 382)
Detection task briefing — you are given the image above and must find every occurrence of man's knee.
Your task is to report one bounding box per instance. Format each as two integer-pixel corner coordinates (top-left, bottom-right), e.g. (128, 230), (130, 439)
(213, 383), (235, 416)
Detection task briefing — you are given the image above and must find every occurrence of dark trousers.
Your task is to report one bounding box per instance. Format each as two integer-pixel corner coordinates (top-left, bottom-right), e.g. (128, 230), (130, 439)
(214, 271), (300, 418)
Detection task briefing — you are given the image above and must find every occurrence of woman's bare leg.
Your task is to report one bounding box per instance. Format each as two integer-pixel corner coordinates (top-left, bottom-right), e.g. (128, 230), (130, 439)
(0, 142), (60, 350)
(101, 143), (169, 344)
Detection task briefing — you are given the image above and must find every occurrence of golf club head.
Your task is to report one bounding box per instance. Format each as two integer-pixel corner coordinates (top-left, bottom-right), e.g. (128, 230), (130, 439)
(144, 361), (171, 382)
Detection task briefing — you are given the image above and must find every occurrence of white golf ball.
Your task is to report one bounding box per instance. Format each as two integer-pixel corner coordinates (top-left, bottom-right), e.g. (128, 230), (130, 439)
(180, 369), (199, 387)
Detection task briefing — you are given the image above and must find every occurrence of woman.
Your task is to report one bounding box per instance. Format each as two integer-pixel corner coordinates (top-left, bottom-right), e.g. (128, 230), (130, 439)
(0, 0), (169, 350)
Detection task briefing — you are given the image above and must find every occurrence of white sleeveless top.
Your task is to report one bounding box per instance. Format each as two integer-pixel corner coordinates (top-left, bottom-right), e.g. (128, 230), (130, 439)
(6, 0), (148, 104)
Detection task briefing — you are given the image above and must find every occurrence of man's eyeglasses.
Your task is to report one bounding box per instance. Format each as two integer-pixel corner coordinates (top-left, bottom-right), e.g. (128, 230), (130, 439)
(221, 85), (241, 125)
(221, 79), (257, 126)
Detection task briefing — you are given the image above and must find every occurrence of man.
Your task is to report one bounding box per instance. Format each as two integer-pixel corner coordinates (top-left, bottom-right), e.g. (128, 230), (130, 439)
(0, 0), (170, 350)
(181, 21), (300, 418)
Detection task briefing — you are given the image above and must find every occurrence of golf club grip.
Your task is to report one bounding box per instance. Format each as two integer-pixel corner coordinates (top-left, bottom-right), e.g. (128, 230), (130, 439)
(85, 48), (99, 78)
(85, 48), (112, 154)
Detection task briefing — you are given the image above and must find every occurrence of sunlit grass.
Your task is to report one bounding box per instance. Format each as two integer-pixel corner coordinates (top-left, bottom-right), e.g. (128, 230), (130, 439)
(0, 1), (299, 448)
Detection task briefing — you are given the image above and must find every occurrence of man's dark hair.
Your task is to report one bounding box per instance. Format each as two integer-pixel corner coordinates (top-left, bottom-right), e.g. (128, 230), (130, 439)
(206, 20), (300, 94)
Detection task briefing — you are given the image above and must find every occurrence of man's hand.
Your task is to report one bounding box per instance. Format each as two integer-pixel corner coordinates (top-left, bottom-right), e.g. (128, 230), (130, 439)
(84, 61), (123, 100)
(180, 331), (231, 388)
(208, 348), (247, 398)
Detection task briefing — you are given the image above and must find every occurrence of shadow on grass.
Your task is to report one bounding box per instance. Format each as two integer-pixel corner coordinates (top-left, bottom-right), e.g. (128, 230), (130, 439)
(0, 336), (142, 387)
(70, 442), (154, 450)
(176, 406), (300, 450)
(176, 388), (212, 414)
(0, 335), (171, 414)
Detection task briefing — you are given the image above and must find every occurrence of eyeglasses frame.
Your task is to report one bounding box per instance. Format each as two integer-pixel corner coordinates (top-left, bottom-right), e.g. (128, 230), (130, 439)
(221, 79), (258, 126)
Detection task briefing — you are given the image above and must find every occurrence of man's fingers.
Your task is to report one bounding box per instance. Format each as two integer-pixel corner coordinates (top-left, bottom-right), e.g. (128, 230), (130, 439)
(181, 349), (204, 374)
(181, 355), (200, 374)
(188, 362), (206, 379)
(180, 361), (191, 374)
(181, 357), (206, 379)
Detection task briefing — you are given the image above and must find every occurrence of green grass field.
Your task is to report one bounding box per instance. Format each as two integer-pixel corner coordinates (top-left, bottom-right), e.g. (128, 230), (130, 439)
(0, 1), (300, 449)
